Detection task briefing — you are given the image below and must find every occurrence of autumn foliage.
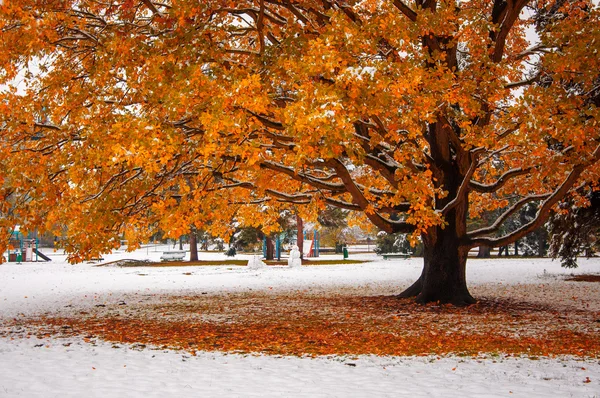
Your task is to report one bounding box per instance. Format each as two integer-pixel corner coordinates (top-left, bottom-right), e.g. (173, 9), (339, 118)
(5, 289), (600, 358)
(1, 1), (599, 303)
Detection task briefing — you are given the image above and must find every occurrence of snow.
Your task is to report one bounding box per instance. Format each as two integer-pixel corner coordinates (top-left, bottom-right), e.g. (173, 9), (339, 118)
(1, 247), (600, 397)
(1, 338), (597, 398)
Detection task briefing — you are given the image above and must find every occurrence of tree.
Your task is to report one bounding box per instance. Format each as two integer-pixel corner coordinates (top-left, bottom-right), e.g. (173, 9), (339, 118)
(1, 1), (599, 304)
(189, 228), (199, 261)
(317, 206), (348, 252)
(472, 202), (549, 257)
(375, 232), (418, 255)
(515, 203), (549, 257)
(548, 189), (600, 267)
(232, 227), (263, 253)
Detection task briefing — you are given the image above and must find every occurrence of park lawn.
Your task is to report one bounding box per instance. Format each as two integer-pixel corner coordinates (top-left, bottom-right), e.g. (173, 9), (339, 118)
(102, 259), (369, 267)
(1, 251), (600, 397)
(11, 286), (600, 358)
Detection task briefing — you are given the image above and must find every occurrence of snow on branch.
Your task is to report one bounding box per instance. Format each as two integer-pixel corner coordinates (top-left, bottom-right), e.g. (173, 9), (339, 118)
(469, 167), (531, 193)
(466, 193), (550, 239)
(466, 145), (600, 248)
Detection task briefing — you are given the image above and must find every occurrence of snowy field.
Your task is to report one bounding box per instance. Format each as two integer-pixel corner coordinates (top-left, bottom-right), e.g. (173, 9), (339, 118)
(1, 247), (599, 397)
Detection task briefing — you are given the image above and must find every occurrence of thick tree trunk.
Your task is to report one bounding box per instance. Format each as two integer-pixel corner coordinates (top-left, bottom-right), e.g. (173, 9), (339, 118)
(189, 231), (198, 262)
(399, 228), (475, 305)
(397, 120), (476, 305)
(296, 214), (304, 259)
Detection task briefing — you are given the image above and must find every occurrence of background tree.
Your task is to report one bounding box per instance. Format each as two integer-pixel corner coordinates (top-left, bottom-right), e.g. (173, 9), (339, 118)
(1, 0), (599, 304)
(470, 203), (549, 257)
(548, 189), (600, 267)
(317, 206), (348, 252)
(375, 232), (420, 255)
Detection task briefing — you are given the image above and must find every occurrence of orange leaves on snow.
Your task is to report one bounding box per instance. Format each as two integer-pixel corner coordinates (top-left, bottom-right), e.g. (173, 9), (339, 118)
(7, 292), (600, 358)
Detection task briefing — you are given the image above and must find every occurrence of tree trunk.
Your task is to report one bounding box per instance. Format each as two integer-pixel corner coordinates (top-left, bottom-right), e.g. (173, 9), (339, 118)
(397, 120), (475, 305)
(265, 236), (274, 260)
(477, 245), (491, 258)
(536, 229), (548, 257)
(399, 227), (475, 305)
(296, 214), (304, 259)
(189, 230), (198, 262)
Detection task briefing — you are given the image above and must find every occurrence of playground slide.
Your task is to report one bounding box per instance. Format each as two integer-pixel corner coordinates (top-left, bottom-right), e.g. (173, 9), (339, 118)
(303, 240), (314, 257)
(33, 249), (52, 262)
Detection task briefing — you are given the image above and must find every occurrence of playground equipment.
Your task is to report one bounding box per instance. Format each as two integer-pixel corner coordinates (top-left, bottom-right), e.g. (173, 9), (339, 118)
(5, 228), (51, 262)
(261, 229), (320, 260)
(303, 229), (320, 257)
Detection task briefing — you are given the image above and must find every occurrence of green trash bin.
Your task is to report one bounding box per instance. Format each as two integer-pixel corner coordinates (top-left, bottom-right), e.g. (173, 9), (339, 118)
(16, 251), (22, 263)
(343, 246), (348, 260)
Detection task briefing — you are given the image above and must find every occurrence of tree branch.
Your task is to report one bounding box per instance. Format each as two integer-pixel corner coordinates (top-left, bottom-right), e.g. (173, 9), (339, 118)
(246, 109), (285, 130)
(504, 72), (540, 89)
(469, 167), (531, 193)
(326, 158), (413, 233)
(259, 160), (346, 192)
(466, 145), (600, 248)
(490, 0), (529, 63)
(466, 193), (550, 239)
(441, 147), (485, 215)
(392, 0), (417, 22)
(141, 0), (162, 16)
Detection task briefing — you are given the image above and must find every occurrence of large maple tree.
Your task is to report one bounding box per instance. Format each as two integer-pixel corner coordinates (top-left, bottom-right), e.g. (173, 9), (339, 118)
(1, 0), (599, 304)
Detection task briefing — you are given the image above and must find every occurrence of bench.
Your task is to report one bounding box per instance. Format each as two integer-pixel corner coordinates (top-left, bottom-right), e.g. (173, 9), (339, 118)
(160, 251), (186, 261)
(381, 253), (411, 260)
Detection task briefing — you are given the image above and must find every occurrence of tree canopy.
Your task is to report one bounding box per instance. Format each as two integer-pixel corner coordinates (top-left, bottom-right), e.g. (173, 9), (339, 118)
(1, 0), (599, 302)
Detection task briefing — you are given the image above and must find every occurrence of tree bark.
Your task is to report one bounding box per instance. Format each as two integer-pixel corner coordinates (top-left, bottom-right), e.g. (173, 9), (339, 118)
(296, 214), (304, 259)
(398, 226), (475, 305)
(397, 118), (475, 305)
(536, 229), (548, 257)
(189, 230), (198, 262)
(477, 245), (491, 258)
(265, 236), (274, 260)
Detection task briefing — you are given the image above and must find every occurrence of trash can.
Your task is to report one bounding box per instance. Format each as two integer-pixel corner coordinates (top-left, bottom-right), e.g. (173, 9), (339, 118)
(343, 246), (348, 260)
(16, 251), (22, 263)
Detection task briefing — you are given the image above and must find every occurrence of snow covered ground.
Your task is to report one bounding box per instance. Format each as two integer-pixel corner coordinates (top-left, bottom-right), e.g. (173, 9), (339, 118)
(1, 247), (599, 397)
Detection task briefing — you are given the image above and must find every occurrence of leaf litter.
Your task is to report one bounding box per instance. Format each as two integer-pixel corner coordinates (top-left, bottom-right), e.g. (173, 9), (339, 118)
(3, 285), (599, 358)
